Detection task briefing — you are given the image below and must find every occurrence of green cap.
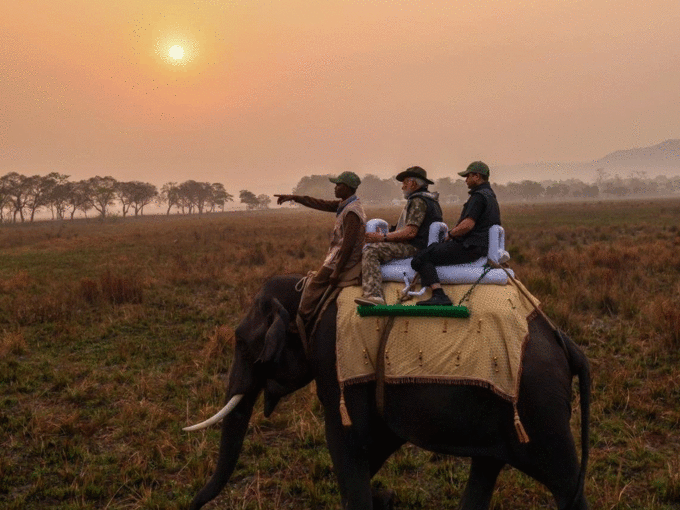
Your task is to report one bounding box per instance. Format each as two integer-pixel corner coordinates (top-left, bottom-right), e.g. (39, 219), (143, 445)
(458, 161), (490, 178)
(329, 171), (361, 189)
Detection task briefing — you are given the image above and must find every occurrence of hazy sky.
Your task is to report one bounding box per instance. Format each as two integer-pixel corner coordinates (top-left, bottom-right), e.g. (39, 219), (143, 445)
(2, 0), (679, 193)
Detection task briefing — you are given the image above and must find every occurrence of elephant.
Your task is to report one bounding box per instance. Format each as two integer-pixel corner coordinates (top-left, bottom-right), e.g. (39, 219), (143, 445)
(184, 274), (590, 510)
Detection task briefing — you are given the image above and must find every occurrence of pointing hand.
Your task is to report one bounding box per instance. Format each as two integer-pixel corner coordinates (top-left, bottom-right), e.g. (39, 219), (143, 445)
(274, 194), (294, 205)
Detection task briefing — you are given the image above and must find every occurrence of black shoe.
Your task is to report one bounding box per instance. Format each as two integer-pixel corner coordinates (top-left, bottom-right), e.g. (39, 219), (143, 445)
(417, 293), (453, 306)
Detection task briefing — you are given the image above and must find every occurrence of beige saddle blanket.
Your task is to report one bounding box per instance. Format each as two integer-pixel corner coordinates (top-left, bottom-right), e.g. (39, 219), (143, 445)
(336, 280), (539, 403)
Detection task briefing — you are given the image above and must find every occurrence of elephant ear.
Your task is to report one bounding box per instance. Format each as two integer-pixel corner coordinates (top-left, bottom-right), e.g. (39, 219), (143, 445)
(256, 298), (291, 365)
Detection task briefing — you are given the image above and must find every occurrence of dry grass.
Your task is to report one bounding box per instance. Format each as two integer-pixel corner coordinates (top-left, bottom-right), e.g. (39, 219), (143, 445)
(1, 200), (680, 509)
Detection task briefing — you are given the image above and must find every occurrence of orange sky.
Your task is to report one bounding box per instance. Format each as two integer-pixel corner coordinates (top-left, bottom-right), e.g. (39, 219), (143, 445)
(2, 0), (679, 193)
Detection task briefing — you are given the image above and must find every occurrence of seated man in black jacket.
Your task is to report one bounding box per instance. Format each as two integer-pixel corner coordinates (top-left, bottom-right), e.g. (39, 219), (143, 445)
(411, 161), (501, 306)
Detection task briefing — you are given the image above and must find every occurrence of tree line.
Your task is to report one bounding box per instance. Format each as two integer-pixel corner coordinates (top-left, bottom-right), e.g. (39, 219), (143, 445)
(291, 171), (680, 204)
(0, 172), (272, 222)
(3, 169), (679, 223)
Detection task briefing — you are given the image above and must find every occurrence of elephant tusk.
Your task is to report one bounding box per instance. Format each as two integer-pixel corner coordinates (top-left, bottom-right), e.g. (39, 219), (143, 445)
(183, 394), (244, 432)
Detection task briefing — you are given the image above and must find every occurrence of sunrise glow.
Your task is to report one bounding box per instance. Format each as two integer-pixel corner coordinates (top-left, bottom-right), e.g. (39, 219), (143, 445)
(2, 0), (678, 195)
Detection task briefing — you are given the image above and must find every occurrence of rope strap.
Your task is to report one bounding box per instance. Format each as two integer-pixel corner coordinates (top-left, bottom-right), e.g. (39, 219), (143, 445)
(457, 265), (493, 306)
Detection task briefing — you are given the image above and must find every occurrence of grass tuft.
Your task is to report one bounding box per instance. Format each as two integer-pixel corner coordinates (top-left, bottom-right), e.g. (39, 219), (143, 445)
(0, 330), (27, 357)
(100, 269), (143, 304)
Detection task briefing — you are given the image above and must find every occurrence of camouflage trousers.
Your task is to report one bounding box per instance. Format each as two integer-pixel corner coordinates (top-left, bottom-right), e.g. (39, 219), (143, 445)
(361, 242), (419, 299)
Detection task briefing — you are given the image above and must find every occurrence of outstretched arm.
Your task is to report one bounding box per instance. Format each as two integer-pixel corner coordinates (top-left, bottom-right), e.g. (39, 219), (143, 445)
(274, 195), (339, 212)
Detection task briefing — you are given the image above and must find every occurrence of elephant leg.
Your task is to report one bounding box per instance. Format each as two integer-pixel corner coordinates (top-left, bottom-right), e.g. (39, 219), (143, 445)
(369, 427), (404, 510)
(510, 432), (588, 510)
(457, 457), (504, 510)
(369, 426), (405, 477)
(522, 453), (588, 510)
(324, 415), (374, 510)
(372, 488), (396, 510)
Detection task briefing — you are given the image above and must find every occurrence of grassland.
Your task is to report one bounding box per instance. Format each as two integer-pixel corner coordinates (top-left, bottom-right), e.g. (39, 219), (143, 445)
(1, 199), (679, 509)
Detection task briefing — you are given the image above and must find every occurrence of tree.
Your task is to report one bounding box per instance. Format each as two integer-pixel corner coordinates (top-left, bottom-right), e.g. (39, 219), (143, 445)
(129, 182), (158, 216)
(595, 168), (609, 186)
(358, 174), (400, 204)
(0, 177), (12, 222)
(22, 173), (62, 222)
(581, 184), (599, 199)
(118, 181), (157, 217)
(521, 180), (544, 200)
(46, 173), (72, 220)
(0, 172), (29, 222)
(65, 180), (93, 219)
(434, 177), (467, 204)
(545, 182), (570, 200)
(257, 194), (271, 209)
(179, 180), (214, 214)
(86, 176), (118, 218)
(239, 190), (260, 210)
(602, 175), (628, 197)
(626, 176), (656, 196)
(116, 181), (136, 218)
(207, 183), (233, 212)
(292, 175), (335, 199)
(159, 182), (181, 215)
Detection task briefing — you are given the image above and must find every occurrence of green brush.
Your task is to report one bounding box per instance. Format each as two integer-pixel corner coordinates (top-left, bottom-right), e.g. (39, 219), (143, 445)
(357, 304), (470, 318)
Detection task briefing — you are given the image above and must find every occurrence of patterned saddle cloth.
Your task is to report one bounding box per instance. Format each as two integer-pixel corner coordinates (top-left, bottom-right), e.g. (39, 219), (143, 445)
(336, 280), (539, 403)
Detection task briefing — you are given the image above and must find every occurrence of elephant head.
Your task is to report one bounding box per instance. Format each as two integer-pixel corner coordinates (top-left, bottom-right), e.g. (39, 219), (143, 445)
(184, 275), (311, 510)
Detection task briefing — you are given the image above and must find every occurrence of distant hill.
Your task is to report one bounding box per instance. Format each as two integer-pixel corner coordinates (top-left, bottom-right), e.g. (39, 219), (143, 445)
(494, 139), (680, 184)
(595, 139), (680, 169)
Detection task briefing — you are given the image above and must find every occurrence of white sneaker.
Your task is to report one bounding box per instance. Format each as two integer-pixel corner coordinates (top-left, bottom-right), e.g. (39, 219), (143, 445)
(354, 296), (386, 307)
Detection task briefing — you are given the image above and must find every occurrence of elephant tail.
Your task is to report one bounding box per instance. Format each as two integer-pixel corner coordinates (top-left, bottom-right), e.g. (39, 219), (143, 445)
(559, 330), (591, 510)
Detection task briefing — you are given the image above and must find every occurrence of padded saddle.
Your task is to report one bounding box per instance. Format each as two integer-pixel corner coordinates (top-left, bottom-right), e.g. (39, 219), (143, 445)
(366, 219), (513, 285)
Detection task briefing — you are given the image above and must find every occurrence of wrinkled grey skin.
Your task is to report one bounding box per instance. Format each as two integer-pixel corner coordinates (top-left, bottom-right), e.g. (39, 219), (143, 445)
(188, 275), (590, 510)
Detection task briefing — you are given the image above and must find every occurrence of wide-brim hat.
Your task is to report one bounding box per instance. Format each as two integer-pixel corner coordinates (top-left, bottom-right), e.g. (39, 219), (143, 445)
(458, 161), (490, 178)
(395, 166), (434, 185)
(329, 171), (361, 189)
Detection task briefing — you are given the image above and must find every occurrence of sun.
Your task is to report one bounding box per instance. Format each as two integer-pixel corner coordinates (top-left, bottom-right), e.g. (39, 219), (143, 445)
(168, 45), (185, 60)
(154, 29), (198, 68)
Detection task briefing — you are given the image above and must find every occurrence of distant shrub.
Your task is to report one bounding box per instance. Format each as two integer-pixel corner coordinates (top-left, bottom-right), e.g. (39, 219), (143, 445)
(242, 245), (267, 266)
(78, 271), (143, 305)
(0, 270), (32, 293)
(100, 269), (143, 305)
(79, 278), (99, 304)
(652, 298), (680, 349)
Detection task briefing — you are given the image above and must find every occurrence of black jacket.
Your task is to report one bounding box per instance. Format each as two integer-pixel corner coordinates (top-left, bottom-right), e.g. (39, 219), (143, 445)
(457, 182), (501, 249)
(408, 190), (443, 250)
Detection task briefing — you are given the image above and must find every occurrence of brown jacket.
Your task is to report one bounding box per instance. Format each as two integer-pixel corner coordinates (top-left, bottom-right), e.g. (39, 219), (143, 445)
(293, 195), (366, 285)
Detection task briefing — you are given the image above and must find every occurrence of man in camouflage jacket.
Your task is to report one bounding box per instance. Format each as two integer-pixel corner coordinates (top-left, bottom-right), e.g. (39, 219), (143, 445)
(355, 166), (442, 306)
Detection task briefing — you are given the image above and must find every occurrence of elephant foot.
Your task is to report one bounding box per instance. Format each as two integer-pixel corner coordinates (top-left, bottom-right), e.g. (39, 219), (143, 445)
(372, 488), (396, 510)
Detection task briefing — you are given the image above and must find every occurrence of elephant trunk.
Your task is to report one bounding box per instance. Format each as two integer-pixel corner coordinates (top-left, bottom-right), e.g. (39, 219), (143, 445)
(188, 388), (260, 510)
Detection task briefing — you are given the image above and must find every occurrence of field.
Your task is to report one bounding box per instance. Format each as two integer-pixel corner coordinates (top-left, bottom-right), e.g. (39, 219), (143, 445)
(1, 199), (680, 509)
